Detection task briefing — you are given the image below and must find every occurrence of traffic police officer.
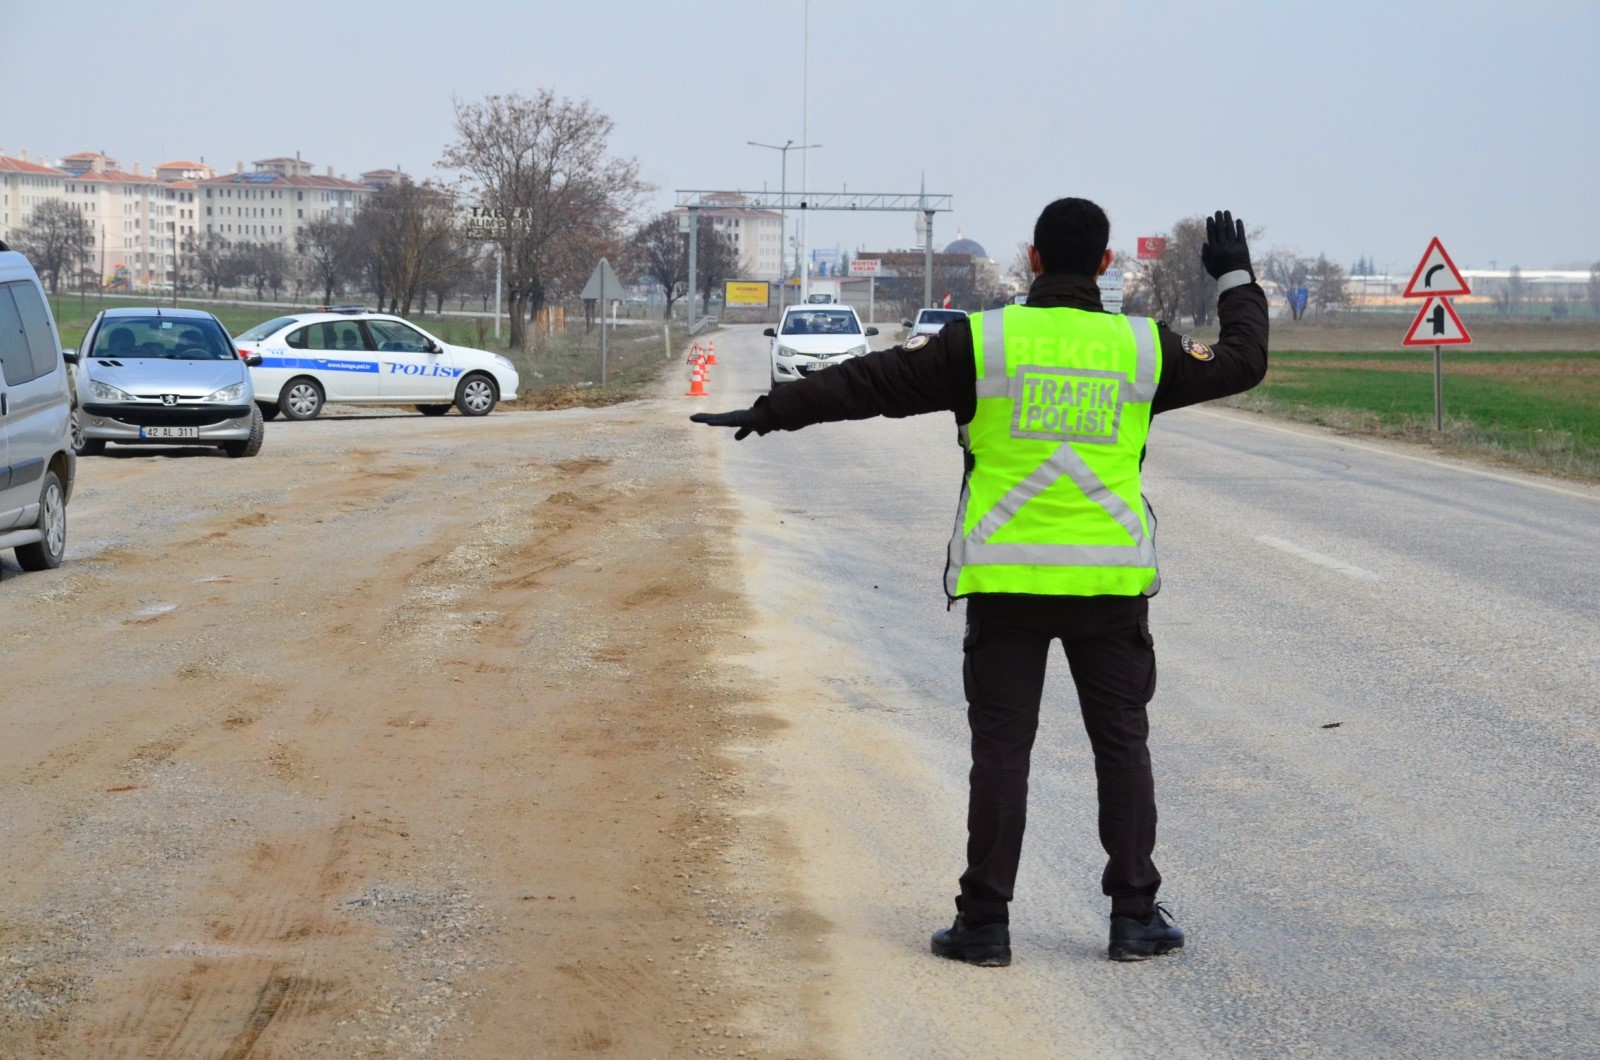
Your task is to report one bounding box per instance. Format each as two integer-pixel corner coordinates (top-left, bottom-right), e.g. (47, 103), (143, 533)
(692, 199), (1269, 964)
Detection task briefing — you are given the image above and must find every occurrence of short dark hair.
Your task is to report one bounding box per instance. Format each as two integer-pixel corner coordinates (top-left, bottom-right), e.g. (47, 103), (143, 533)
(1032, 197), (1110, 277)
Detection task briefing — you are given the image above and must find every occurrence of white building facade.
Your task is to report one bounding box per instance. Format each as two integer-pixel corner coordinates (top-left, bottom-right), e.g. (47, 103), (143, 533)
(198, 157), (371, 252)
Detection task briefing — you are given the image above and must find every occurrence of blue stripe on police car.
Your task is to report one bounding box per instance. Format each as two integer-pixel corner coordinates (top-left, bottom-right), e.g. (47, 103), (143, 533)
(257, 356), (380, 373)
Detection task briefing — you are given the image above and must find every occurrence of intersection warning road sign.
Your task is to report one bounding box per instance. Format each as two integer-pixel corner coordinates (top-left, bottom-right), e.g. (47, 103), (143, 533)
(1403, 296), (1472, 346)
(1403, 237), (1470, 298)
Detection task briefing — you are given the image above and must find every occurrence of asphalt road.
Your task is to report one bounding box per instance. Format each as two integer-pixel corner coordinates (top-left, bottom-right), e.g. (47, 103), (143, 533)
(704, 322), (1600, 1058)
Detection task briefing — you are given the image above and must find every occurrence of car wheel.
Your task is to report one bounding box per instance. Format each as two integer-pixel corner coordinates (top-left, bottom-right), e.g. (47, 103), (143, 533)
(279, 377), (324, 420)
(15, 470), (66, 571)
(258, 402), (280, 421)
(223, 405), (265, 458)
(454, 373), (497, 417)
(69, 408), (86, 451)
(416, 404), (451, 417)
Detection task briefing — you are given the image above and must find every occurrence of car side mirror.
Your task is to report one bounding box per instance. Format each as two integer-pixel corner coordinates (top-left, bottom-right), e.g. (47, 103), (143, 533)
(62, 350), (79, 365)
(864, 327), (878, 337)
(427, 340), (442, 354)
(901, 319), (912, 327)
(245, 354), (263, 367)
(762, 328), (776, 337)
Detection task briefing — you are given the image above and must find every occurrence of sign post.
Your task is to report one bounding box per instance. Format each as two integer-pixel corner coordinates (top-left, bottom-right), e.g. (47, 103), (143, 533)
(581, 258), (623, 384)
(466, 207), (534, 343)
(1400, 238), (1472, 431)
(849, 258), (880, 323)
(1098, 268), (1125, 314)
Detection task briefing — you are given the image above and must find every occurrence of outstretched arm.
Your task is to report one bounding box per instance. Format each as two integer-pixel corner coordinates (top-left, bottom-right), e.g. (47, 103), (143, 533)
(691, 321), (976, 439)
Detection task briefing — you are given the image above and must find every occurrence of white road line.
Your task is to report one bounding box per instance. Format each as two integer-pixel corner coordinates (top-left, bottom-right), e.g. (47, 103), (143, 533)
(1255, 534), (1381, 581)
(1192, 407), (1600, 503)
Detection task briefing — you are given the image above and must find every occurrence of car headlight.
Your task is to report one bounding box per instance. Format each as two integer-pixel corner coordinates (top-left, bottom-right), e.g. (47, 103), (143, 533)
(777, 345), (802, 359)
(89, 379), (135, 402)
(202, 381), (248, 403)
(849, 344), (869, 357)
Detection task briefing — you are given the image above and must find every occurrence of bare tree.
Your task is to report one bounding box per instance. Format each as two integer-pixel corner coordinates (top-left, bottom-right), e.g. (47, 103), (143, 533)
(296, 216), (357, 305)
(1259, 249), (1310, 320)
(234, 242), (288, 301)
(1504, 265), (1526, 316)
(13, 201), (93, 296)
(188, 232), (236, 296)
(354, 183), (470, 317)
(1308, 255), (1352, 315)
(1150, 217), (1218, 326)
(626, 213), (689, 318)
(441, 90), (648, 348)
(694, 220), (740, 318)
(1006, 240), (1034, 290)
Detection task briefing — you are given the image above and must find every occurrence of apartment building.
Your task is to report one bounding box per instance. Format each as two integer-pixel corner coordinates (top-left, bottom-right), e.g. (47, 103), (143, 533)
(197, 157), (372, 252)
(673, 193), (785, 282)
(56, 152), (200, 288)
(0, 150), (67, 246)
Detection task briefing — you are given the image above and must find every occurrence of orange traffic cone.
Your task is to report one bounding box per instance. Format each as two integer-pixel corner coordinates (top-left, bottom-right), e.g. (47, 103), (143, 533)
(706, 340), (718, 366)
(686, 355), (708, 397)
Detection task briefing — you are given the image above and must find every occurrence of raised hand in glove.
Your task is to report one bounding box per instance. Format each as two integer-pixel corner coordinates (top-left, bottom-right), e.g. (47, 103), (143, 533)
(1200, 209), (1253, 280)
(690, 409), (759, 441)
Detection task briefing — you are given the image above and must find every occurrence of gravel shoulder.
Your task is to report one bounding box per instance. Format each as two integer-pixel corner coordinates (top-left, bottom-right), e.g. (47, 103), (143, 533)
(0, 382), (832, 1056)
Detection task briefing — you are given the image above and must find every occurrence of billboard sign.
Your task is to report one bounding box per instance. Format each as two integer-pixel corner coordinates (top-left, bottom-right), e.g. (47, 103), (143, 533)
(464, 205), (531, 239)
(1136, 237), (1166, 260)
(849, 258), (881, 276)
(724, 280), (770, 308)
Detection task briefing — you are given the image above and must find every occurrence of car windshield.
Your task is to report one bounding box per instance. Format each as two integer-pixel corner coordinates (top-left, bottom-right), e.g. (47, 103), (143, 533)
(91, 316), (235, 360)
(781, 309), (861, 336)
(236, 316), (299, 342)
(918, 310), (965, 325)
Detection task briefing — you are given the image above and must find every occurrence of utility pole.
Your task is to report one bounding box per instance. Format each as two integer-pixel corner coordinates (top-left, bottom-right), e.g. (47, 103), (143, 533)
(800, 0), (811, 303)
(686, 205), (700, 331)
(748, 139), (819, 289)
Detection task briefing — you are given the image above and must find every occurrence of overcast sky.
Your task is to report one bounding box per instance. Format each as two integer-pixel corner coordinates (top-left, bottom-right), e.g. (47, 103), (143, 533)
(5, 0), (1597, 273)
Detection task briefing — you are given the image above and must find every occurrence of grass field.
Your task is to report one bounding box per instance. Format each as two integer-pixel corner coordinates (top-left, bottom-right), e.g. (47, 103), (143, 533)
(1223, 348), (1600, 479)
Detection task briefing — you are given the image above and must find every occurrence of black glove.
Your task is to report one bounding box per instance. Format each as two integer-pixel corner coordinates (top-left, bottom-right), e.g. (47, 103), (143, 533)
(1201, 209), (1252, 280)
(690, 409), (758, 441)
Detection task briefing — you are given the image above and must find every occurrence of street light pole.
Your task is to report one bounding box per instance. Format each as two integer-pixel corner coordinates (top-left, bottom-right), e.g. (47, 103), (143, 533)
(747, 139), (820, 298)
(800, 0), (811, 302)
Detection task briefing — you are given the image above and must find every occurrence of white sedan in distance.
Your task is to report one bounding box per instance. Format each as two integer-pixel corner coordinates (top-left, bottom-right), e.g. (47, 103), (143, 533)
(903, 307), (968, 339)
(235, 310), (520, 420)
(766, 304), (878, 389)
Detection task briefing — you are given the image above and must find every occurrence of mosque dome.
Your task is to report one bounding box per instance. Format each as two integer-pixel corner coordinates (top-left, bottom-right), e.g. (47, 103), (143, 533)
(943, 232), (988, 258)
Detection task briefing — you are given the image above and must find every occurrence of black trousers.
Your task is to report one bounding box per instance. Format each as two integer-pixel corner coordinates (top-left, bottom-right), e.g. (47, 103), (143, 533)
(958, 592), (1160, 925)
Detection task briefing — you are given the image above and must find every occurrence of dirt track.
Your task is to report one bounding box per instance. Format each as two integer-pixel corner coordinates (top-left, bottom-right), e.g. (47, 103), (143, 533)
(0, 392), (824, 1057)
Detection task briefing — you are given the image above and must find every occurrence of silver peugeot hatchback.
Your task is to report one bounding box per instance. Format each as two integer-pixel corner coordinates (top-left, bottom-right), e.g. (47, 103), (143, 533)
(75, 308), (264, 457)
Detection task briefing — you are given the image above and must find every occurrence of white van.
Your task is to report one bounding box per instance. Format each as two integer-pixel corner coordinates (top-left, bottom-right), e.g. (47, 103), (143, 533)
(0, 240), (76, 573)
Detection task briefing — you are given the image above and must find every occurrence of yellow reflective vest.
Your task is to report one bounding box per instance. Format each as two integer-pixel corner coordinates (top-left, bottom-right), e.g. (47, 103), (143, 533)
(945, 304), (1162, 598)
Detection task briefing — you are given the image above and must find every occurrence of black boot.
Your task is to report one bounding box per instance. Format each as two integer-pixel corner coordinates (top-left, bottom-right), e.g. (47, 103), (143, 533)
(931, 912), (1011, 967)
(1108, 903), (1184, 962)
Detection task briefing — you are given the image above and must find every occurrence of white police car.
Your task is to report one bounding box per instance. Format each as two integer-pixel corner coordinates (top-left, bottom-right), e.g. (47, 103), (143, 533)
(235, 310), (519, 420)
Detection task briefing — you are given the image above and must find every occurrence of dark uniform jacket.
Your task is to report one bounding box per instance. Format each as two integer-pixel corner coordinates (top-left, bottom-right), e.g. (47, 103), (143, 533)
(740, 271), (1272, 611)
(746, 271), (1270, 434)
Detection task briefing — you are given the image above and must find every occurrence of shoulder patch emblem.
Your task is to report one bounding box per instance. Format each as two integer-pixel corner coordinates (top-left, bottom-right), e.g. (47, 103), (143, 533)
(1181, 336), (1215, 362)
(904, 334), (930, 350)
